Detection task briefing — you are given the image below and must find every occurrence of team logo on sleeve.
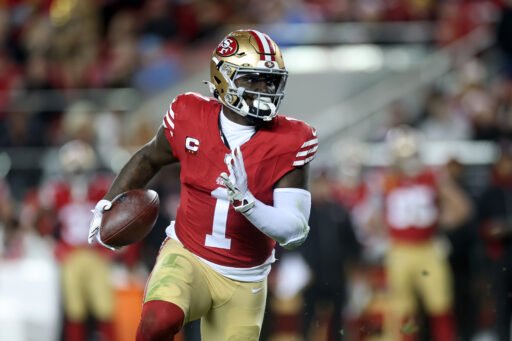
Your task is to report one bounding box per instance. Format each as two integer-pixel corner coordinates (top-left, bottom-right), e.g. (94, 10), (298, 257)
(216, 38), (238, 57)
(185, 137), (200, 154)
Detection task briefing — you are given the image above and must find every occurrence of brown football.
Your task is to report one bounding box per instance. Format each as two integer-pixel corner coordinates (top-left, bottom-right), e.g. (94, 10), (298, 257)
(100, 189), (160, 248)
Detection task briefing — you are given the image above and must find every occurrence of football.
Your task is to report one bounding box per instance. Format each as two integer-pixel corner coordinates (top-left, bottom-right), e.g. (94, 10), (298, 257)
(100, 189), (160, 248)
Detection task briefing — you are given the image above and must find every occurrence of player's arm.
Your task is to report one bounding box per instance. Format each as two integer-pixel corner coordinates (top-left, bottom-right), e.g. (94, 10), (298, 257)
(220, 147), (311, 250)
(88, 126), (177, 248)
(104, 126), (178, 200)
(274, 164), (309, 189)
(437, 173), (473, 230)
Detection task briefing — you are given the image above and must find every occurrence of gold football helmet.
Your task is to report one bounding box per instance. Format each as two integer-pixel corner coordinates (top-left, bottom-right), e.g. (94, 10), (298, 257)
(208, 29), (288, 121)
(386, 125), (421, 159)
(59, 139), (96, 174)
(386, 125), (423, 175)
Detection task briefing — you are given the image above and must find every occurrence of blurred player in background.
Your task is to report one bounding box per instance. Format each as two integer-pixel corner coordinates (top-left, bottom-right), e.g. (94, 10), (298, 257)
(333, 142), (387, 263)
(88, 29), (317, 340)
(37, 140), (116, 341)
(301, 171), (361, 340)
(333, 143), (391, 340)
(477, 146), (512, 341)
(374, 126), (472, 340)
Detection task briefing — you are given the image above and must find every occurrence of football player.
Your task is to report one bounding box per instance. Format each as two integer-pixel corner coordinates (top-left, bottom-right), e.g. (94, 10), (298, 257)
(88, 29), (317, 340)
(376, 126), (472, 340)
(37, 140), (115, 341)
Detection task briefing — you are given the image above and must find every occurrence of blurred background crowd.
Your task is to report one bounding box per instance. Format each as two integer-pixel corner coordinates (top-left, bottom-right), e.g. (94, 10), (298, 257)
(2, 0), (512, 340)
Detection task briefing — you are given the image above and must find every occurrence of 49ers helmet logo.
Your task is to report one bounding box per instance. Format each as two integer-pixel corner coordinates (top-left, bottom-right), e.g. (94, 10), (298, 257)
(216, 37), (238, 57)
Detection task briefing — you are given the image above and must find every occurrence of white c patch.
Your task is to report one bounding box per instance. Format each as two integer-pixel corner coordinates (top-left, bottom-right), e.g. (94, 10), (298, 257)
(185, 137), (200, 154)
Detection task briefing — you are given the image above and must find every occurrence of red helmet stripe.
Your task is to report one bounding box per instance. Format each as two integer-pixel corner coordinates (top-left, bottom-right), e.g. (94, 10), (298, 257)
(248, 30), (266, 60)
(249, 30), (276, 61)
(262, 33), (276, 61)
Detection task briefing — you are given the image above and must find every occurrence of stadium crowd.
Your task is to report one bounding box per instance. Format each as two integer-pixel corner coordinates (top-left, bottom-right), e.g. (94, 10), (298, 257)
(2, 0), (512, 340)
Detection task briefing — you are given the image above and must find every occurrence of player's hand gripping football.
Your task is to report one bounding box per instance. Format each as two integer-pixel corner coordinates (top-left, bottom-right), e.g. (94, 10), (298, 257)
(219, 147), (256, 214)
(88, 199), (117, 251)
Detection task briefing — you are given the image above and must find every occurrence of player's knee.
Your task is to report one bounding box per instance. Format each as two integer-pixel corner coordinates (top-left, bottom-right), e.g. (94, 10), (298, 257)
(136, 300), (184, 341)
(90, 295), (114, 321)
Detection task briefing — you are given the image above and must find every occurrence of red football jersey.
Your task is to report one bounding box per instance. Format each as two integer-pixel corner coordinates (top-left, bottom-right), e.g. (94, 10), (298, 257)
(162, 92), (317, 269)
(334, 181), (368, 211)
(382, 169), (439, 242)
(39, 174), (113, 247)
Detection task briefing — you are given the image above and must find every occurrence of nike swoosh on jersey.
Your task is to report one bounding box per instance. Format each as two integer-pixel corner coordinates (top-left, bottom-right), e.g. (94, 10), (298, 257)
(251, 287), (263, 294)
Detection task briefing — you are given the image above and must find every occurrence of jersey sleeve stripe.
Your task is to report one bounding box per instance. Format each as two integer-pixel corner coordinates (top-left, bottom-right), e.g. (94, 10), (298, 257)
(296, 145), (318, 157)
(169, 106), (175, 119)
(162, 118), (173, 136)
(165, 112), (175, 129)
(304, 155), (316, 164)
(301, 138), (318, 148)
(293, 154), (316, 166)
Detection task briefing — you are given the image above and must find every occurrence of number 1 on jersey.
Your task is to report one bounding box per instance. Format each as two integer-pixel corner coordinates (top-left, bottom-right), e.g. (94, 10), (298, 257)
(205, 188), (232, 249)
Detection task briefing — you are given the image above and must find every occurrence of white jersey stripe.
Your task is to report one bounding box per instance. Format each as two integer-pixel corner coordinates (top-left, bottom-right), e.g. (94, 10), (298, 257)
(304, 154), (316, 164)
(165, 112), (174, 129)
(296, 145), (318, 157)
(293, 154), (316, 167)
(301, 138), (318, 148)
(165, 109), (173, 121)
(162, 118), (173, 136)
(169, 106), (175, 119)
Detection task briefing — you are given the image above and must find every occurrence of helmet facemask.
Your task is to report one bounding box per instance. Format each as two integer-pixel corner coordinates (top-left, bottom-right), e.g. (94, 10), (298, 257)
(223, 65), (287, 121)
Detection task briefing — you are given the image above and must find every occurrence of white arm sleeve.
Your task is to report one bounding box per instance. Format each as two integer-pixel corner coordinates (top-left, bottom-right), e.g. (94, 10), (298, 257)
(243, 188), (311, 249)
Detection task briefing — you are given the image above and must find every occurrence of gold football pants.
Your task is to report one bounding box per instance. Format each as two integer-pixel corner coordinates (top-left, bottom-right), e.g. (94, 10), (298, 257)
(385, 239), (453, 338)
(144, 239), (267, 340)
(61, 248), (113, 321)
